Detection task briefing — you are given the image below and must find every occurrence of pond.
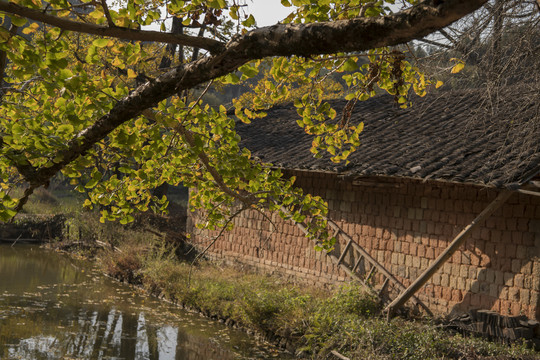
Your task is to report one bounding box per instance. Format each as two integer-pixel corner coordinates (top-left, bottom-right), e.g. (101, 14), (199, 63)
(0, 244), (290, 359)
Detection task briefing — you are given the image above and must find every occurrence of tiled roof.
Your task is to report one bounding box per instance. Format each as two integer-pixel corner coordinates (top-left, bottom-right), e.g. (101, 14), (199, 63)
(237, 86), (540, 188)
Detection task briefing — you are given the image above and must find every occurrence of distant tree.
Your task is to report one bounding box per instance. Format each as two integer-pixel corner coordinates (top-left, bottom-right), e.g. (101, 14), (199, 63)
(414, 0), (540, 170)
(0, 0), (488, 244)
(416, 0), (540, 87)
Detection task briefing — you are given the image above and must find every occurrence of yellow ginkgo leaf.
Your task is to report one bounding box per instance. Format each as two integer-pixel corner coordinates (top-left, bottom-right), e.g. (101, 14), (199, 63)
(451, 62), (465, 74)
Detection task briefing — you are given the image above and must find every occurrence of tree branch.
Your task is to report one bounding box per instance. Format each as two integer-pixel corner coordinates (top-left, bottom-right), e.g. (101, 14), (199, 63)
(99, 0), (115, 28)
(11, 0), (488, 198)
(235, 0), (488, 58)
(437, 28), (459, 46)
(417, 37), (453, 50)
(0, 23), (17, 99)
(0, 1), (225, 53)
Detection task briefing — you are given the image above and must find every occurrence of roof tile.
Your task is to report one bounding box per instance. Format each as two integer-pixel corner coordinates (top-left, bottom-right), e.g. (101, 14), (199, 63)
(237, 86), (540, 187)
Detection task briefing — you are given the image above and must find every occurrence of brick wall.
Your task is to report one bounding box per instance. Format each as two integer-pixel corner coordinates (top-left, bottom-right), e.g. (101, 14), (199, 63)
(189, 171), (540, 320)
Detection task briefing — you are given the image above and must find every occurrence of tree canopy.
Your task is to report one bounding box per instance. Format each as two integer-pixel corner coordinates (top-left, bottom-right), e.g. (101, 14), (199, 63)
(0, 0), (490, 245)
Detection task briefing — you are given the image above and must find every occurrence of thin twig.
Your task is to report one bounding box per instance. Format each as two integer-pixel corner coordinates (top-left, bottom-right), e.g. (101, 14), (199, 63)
(330, 350), (351, 360)
(100, 0), (115, 28)
(11, 234), (22, 247)
(187, 205), (246, 285)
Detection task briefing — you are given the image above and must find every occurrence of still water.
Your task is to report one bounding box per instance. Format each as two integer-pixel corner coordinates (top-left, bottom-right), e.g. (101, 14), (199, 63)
(0, 244), (289, 359)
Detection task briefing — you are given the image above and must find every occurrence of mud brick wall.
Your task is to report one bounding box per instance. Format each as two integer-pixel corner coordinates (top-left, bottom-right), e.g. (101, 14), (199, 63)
(189, 171), (540, 319)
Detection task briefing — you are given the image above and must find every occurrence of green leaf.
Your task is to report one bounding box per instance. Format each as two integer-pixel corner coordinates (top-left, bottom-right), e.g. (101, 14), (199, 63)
(85, 178), (99, 189)
(0, 208), (16, 222)
(10, 15), (27, 27)
(223, 73), (240, 84)
(341, 58), (359, 72)
(93, 38), (110, 48)
(11, 123), (25, 136)
(242, 14), (255, 27)
(0, 28), (10, 42)
(58, 68), (73, 80)
(57, 124), (74, 134)
(239, 64), (259, 78)
(364, 7), (381, 17)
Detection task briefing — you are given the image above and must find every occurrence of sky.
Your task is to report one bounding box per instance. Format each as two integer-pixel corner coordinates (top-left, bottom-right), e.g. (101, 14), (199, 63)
(246, 0), (295, 26)
(142, 0), (295, 31)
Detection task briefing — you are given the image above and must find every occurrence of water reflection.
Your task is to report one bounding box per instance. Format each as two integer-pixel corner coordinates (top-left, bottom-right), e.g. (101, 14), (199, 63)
(0, 245), (288, 359)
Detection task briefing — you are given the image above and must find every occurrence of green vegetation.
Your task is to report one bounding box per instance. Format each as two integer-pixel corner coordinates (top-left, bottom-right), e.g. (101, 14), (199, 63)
(103, 240), (536, 360)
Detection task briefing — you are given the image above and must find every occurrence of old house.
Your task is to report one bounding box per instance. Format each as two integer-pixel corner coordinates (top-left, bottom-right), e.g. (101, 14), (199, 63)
(189, 85), (540, 321)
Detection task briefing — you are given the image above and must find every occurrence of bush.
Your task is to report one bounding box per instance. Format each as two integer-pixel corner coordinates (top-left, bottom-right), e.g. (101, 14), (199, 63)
(329, 283), (382, 317)
(103, 246), (144, 285)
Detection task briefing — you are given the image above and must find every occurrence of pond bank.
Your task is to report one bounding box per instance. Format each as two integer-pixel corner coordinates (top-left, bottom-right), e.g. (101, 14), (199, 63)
(92, 239), (537, 360)
(7, 211), (539, 359)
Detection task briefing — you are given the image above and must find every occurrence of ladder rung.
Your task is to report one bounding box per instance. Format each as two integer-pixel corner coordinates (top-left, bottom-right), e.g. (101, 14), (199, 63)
(291, 214), (432, 316)
(378, 278), (390, 297)
(351, 255), (364, 273)
(336, 239), (353, 265)
(365, 265), (376, 282)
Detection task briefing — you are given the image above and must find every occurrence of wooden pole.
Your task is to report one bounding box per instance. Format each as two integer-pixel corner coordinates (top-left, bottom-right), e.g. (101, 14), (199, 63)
(386, 190), (513, 316)
(516, 189), (540, 198)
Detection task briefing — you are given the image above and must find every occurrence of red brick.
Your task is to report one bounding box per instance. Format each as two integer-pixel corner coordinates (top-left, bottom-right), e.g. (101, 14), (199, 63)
(410, 243), (419, 256)
(491, 299), (501, 313)
(517, 219), (529, 232)
(480, 254), (491, 267)
(438, 238), (448, 248)
(510, 302), (521, 316)
(522, 233), (535, 247)
(470, 254), (480, 267)
(499, 258), (511, 272)
(524, 205), (536, 217)
(504, 244), (516, 258)
(473, 201), (485, 213)
(417, 245), (426, 258)
(451, 289), (463, 302)
(513, 205), (525, 217)
(480, 295), (495, 309)
(442, 287), (452, 301)
(490, 229), (503, 242)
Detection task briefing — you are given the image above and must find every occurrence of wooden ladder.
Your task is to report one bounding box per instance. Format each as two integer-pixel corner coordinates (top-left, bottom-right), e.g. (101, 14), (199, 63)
(291, 212), (432, 315)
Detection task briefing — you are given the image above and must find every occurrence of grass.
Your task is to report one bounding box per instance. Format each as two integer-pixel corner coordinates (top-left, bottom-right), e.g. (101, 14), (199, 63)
(104, 241), (537, 360)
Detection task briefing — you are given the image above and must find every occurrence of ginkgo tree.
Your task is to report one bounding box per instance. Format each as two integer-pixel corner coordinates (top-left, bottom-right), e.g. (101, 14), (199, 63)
(0, 0), (487, 247)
